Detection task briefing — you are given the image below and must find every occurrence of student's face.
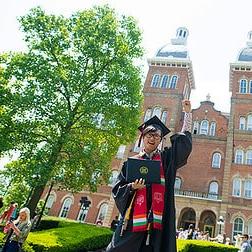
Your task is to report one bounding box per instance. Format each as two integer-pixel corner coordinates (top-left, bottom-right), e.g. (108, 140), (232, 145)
(19, 212), (27, 222)
(143, 130), (162, 153)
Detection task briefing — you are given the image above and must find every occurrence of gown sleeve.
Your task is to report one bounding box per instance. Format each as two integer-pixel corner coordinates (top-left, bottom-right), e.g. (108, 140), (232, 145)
(170, 131), (192, 169)
(111, 162), (135, 216)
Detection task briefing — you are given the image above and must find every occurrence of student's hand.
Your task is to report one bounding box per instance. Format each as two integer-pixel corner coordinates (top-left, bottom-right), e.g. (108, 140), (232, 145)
(182, 100), (191, 113)
(131, 178), (145, 190)
(9, 222), (15, 229)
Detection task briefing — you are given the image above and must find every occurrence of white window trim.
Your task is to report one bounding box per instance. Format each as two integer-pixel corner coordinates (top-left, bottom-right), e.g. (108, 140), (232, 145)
(212, 153), (221, 168)
(232, 178), (241, 197)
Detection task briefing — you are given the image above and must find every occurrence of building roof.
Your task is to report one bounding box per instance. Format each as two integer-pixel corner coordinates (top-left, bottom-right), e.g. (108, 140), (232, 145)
(155, 27), (190, 60)
(238, 47), (252, 62)
(237, 31), (252, 62)
(156, 44), (189, 59)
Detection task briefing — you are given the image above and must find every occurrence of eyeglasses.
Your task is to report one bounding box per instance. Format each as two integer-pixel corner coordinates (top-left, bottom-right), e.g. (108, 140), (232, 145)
(145, 132), (161, 140)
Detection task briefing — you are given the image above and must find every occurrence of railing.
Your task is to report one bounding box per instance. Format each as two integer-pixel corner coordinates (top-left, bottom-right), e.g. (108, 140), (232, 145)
(175, 189), (222, 201)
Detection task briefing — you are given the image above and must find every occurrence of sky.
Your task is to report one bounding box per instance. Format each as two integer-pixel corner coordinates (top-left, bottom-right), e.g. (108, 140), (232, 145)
(0, 0), (252, 168)
(1, 0), (252, 113)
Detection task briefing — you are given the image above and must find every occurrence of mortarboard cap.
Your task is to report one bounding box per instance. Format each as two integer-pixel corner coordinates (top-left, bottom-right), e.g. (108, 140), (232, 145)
(138, 115), (170, 138)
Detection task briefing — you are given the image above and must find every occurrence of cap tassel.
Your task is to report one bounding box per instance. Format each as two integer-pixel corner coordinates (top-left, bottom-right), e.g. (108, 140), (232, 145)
(138, 133), (143, 148)
(146, 223), (151, 245)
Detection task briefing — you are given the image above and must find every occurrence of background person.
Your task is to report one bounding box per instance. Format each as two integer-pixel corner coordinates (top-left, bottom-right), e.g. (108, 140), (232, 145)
(0, 202), (17, 223)
(106, 100), (192, 252)
(2, 207), (31, 252)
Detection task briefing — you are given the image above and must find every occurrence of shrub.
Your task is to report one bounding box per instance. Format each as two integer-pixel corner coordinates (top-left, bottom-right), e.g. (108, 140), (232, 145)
(177, 240), (239, 252)
(27, 219), (113, 252)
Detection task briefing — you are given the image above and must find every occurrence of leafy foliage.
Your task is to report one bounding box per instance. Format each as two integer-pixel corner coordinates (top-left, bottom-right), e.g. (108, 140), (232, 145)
(0, 5), (143, 212)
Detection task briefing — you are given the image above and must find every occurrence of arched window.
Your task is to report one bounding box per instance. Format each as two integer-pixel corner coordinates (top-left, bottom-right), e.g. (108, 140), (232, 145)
(239, 117), (246, 130)
(116, 145), (126, 159)
(244, 179), (252, 198)
(151, 74), (160, 87)
(240, 79), (247, 93)
(77, 203), (89, 223)
(208, 181), (218, 199)
(59, 198), (72, 218)
(212, 153), (221, 168)
(161, 111), (168, 124)
(169, 75), (178, 89)
(232, 178), (241, 196)
(109, 170), (119, 186)
(246, 150), (252, 165)
(247, 115), (252, 131)
(152, 107), (162, 119)
(96, 203), (109, 224)
(209, 122), (216, 136)
(248, 220), (252, 237)
(235, 150), (244, 164)
(200, 120), (209, 135)
(45, 194), (55, 209)
(192, 121), (199, 134)
(250, 80), (252, 93)
(160, 75), (169, 88)
(233, 218), (244, 240)
(174, 177), (182, 190)
(144, 109), (152, 122)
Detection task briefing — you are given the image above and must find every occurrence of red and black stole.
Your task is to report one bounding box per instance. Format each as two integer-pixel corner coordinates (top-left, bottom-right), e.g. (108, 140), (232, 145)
(132, 153), (165, 232)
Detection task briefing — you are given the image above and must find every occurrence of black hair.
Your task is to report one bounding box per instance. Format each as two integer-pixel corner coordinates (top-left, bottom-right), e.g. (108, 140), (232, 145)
(142, 124), (163, 138)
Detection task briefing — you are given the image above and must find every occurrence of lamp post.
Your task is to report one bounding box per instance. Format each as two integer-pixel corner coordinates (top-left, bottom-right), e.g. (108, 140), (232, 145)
(78, 196), (91, 222)
(217, 216), (224, 234)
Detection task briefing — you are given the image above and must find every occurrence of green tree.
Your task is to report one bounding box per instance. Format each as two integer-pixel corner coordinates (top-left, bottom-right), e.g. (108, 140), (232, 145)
(0, 5), (143, 216)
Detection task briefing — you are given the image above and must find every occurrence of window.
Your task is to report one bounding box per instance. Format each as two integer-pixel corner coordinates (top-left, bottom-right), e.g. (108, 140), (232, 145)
(174, 177), (182, 190)
(169, 76), (178, 89)
(151, 74), (160, 87)
(244, 180), (252, 198)
(200, 120), (209, 135)
(233, 218), (244, 240)
(247, 115), (252, 130)
(59, 198), (72, 218)
(133, 138), (142, 153)
(235, 150), (244, 164)
(250, 81), (252, 93)
(239, 117), (246, 130)
(240, 79), (247, 93)
(144, 109), (152, 122)
(232, 178), (241, 196)
(209, 122), (216, 136)
(192, 121), (199, 134)
(160, 75), (169, 88)
(45, 195), (55, 209)
(246, 150), (252, 165)
(161, 111), (168, 124)
(212, 153), (221, 168)
(152, 107), (162, 119)
(116, 145), (126, 159)
(248, 220), (252, 237)
(183, 84), (189, 99)
(208, 181), (218, 199)
(77, 204), (89, 222)
(109, 170), (119, 186)
(96, 203), (109, 224)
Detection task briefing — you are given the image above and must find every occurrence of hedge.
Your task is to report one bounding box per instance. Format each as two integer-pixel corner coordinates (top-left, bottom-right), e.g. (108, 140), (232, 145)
(0, 217), (239, 252)
(177, 239), (239, 252)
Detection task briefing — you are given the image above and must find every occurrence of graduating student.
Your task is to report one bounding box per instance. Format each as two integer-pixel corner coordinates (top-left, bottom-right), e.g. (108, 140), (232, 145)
(106, 100), (192, 252)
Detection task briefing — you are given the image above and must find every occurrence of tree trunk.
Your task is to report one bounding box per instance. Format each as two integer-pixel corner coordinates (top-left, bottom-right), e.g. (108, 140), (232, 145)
(27, 184), (46, 218)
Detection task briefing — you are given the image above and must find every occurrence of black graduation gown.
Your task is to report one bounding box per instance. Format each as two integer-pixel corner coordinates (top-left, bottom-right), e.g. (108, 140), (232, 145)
(106, 131), (192, 252)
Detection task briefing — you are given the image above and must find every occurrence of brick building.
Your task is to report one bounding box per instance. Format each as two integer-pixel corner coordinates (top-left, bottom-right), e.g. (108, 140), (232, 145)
(42, 27), (252, 240)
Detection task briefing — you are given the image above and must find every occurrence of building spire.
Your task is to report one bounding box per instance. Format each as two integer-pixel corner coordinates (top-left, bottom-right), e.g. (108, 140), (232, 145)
(206, 93), (211, 101)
